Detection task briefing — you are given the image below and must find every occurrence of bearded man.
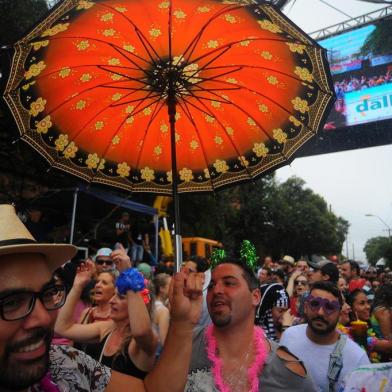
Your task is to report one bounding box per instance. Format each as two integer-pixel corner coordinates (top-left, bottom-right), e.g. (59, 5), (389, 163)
(280, 281), (369, 392)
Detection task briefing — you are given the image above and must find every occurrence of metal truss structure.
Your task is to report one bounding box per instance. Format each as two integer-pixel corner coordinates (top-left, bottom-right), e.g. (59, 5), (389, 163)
(310, 5), (392, 39)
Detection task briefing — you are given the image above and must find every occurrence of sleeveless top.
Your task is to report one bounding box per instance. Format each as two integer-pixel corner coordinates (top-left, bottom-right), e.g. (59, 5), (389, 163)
(81, 306), (112, 324)
(98, 332), (148, 379)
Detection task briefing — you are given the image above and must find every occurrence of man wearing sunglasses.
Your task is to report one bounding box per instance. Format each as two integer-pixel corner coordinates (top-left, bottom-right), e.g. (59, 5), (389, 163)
(0, 204), (204, 392)
(280, 281), (369, 392)
(94, 247), (115, 274)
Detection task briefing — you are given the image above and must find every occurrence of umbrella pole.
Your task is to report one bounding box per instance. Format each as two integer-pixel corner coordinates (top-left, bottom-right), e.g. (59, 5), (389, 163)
(70, 187), (79, 244)
(168, 76), (182, 273)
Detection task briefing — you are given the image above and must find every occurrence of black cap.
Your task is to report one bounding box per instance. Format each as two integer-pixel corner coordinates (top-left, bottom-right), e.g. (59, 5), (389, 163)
(308, 259), (339, 284)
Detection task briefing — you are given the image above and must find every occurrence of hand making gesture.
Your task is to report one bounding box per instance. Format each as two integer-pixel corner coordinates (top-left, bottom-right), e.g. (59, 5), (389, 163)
(73, 259), (95, 289)
(111, 243), (132, 272)
(169, 268), (204, 326)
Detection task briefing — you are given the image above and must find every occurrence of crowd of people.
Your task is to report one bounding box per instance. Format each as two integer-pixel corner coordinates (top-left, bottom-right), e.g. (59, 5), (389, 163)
(334, 69), (392, 99)
(1, 204), (392, 392)
(323, 68), (392, 129)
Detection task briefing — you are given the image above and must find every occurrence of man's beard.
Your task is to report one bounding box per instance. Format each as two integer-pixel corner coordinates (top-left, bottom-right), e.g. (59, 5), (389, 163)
(211, 313), (232, 327)
(0, 328), (52, 390)
(305, 314), (337, 335)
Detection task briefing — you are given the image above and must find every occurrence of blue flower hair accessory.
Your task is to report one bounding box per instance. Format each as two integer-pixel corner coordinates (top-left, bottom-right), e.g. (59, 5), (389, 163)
(116, 268), (145, 295)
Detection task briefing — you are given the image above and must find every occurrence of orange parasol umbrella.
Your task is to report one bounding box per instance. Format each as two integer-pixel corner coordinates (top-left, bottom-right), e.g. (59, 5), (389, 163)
(3, 0), (335, 269)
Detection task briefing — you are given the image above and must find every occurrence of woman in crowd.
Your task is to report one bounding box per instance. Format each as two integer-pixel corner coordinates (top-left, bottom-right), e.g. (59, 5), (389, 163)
(152, 273), (171, 347)
(348, 289), (392, 362)
(55, 257), (157, 378)
(338, 276), (349, 293)
(80, 270), (116, 323)
(295, 259), (310, 274)
(255, 283), (291, 341)
(370, 283), (392, 344)
(337, 292), (352, 335)
(286, 271), (309, 317)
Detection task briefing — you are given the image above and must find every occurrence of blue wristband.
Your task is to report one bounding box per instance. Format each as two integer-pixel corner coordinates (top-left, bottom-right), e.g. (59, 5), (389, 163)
(116, 268), (145, 295)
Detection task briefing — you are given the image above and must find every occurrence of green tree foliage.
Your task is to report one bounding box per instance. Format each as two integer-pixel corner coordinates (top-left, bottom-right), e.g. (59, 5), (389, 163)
(360, 19), (392, 57)
(266, 177), (349, 259)
(364, 236), (392, 267)
(0, 0), (48, 45)
(180, 175), (349, 260)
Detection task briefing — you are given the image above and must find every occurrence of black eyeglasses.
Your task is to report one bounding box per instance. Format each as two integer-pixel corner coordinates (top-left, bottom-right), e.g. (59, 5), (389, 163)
(0, 284), (67, 321)
(306, 295), (340, 315)
(96, 259), (113, 266)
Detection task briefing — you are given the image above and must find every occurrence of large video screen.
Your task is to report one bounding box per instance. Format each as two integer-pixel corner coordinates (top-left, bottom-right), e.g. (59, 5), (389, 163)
(318, 19), (392, 129)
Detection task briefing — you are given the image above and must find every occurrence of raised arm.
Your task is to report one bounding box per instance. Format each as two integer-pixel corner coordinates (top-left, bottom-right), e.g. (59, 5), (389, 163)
(286, 270), (302, 297)
(144, 269), (204, 392)
(55, 261), (112, 342)
(156, 305), (170, 345)
(374, 306), (392, 340)
(105, 269), (204, 392)
(126, 289), (157, 356)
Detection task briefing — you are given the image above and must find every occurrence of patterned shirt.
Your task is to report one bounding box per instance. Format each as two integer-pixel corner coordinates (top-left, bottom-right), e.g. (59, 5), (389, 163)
(29, 345), (111, 392)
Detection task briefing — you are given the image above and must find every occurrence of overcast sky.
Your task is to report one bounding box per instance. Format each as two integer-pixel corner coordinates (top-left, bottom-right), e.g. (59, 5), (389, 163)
(276, 0), (392, 262)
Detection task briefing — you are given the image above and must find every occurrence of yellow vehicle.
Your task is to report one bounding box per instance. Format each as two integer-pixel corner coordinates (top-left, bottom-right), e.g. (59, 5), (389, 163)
(182, 237), (223, 260)
(153, 196), (222, 259)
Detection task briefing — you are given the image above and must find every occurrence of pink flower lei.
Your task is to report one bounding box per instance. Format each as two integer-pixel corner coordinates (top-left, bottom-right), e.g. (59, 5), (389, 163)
(205, 325), (267, 392)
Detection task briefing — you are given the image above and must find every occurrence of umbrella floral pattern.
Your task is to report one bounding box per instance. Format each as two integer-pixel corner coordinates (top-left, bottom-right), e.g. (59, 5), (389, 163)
(4, 0), (334, 194)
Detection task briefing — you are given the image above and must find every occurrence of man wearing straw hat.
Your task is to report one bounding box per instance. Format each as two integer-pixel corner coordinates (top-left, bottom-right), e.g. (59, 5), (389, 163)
(0, 204), (203, 392)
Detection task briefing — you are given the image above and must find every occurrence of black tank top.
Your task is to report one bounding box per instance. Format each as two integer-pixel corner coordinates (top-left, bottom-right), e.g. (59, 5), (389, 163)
(99, 333), (148, 379)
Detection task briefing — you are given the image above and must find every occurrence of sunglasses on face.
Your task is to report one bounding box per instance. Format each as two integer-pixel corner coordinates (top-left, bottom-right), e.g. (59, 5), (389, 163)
(306, 295), (340, 315)
(295, 280), (308, 286)
(96, 259), (113, 266)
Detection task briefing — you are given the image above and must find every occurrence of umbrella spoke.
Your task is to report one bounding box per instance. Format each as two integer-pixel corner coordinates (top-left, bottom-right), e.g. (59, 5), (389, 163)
(188, 37), (269, 65)
(176, 99), (216, 191)
(98, 2), (165, 66)
(33, 35), (154, 68)
(194, 84), (295, 164)
(168, 0), (173, 64)
(97, 66), (150, 86)
(52, 90), (156, 150)
(111, 90), (161, 116)
(182, 90), (255, 181)
(134, 99), (167, 171)
(200, 64), (330, 93)
(110, 93), (163, 108)
(177, 93), (215, 118)
(181, 4), (243, 64)
(190, 68), (244, 87)
(126, 95), (163, 118)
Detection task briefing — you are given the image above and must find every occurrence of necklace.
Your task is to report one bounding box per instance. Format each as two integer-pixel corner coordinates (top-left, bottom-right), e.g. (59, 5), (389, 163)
(205, 325), (267, 392)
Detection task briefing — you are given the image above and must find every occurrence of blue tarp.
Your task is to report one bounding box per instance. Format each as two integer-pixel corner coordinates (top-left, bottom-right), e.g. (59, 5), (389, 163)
(78, 185), (157, 216)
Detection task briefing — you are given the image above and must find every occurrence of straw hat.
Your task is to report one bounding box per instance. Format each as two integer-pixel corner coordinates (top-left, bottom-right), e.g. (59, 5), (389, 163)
(0, 204), (77, 271)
